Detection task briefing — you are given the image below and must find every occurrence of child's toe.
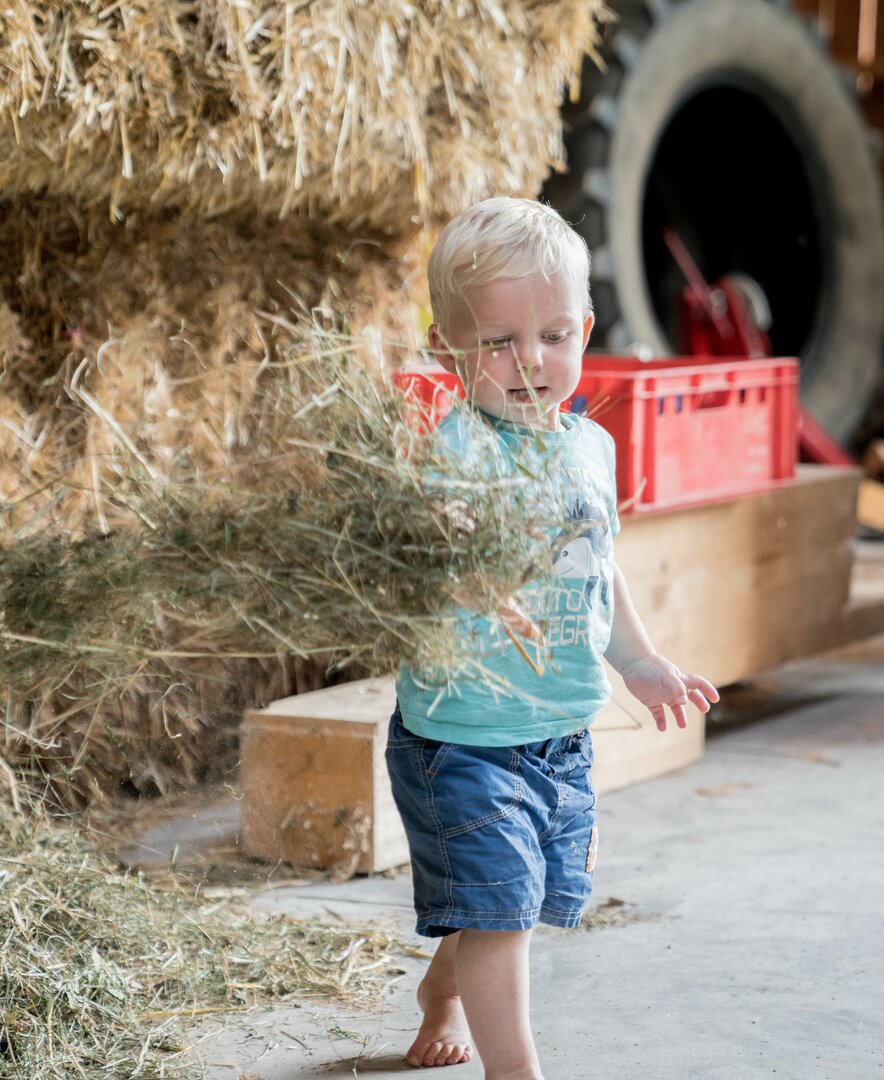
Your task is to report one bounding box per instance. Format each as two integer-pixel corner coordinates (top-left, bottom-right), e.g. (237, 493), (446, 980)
(434, 1042), (456, 1065)
(445, 1042), (470, 1065)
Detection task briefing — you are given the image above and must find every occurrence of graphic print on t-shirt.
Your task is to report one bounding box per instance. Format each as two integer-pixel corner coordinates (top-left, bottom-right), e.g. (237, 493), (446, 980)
(520, 465), (615, 654)
(551, 496), (613, 610)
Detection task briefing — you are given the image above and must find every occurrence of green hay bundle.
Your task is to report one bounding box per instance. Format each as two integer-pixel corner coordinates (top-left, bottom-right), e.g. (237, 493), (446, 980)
(0, 807), (402, 1078)
(0, 1), (604, 230)
(1, 332), (565, 808)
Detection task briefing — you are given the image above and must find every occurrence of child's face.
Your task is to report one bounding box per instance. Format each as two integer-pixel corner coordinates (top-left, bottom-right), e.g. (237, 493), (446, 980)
(429, 271), (593, 431)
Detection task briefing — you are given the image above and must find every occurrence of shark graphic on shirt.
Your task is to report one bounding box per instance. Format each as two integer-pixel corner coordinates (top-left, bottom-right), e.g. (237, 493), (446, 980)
(551, 499), (612, 609)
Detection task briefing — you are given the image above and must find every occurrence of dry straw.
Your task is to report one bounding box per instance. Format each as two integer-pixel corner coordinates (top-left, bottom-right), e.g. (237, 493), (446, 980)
(0, 1), (604, 230)
(0, 195), (413, 399)
(1, 330), (566, 808)
(0, 805), (403, 1078)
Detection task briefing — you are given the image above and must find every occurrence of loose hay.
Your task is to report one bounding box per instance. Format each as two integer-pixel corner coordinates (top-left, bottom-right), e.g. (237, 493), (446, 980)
(0, 806), (401, 1078)
(1, 332), (565, 808)
(0, 1), (605, 231)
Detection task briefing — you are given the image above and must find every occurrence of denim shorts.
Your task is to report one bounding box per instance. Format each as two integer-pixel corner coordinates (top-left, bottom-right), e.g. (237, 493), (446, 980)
(385, 706), (599, 938)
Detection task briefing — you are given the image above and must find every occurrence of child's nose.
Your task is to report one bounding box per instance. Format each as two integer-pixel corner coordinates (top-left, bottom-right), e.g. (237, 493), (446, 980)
(516, 342), (543, 375)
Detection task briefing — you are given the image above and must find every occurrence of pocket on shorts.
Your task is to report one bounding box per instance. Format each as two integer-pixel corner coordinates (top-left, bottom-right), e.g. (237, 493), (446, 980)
(421, 740), (454, 778)
(386, 709), (425, 749)
(424, 742), (524, 839)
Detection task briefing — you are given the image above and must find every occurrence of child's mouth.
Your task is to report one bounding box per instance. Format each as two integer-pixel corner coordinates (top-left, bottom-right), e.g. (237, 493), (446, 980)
(509, 387), (547, 404)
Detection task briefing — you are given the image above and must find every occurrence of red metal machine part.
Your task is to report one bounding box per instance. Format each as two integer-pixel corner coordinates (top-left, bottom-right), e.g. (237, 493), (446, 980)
(663, 227), (855, 466)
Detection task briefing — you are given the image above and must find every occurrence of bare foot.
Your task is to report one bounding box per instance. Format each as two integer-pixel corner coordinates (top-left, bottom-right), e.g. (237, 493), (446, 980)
(405, 977), (473, 1068)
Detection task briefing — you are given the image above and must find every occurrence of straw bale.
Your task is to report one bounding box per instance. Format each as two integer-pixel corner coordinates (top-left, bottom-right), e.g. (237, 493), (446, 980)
(1, 651), (338, 809)
(0, 1), (604, 232)
(0, 196), (415, 397)
(0, 196), (426, 807)
(0, 196), (420, 527)
(0, 0), (607, 809)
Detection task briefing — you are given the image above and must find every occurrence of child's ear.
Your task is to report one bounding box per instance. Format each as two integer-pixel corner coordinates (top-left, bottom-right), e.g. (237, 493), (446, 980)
(582, 314), (595, 352)
(427, 324), (458, 375)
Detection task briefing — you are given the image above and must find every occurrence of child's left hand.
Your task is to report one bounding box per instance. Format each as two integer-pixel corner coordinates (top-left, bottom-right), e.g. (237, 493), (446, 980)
(620, 653), (719, 732)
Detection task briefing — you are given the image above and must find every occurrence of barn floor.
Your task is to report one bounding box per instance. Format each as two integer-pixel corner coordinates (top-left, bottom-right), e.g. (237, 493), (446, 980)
(118, 622), (884, 1080)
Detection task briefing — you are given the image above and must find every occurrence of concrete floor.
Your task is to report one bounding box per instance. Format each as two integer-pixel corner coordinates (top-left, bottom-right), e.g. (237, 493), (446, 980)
(129, 636), (884, 1080)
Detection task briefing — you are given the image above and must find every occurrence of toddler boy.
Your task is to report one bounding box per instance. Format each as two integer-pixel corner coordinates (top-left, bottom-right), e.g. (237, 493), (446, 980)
(387, 197), (718, 1078)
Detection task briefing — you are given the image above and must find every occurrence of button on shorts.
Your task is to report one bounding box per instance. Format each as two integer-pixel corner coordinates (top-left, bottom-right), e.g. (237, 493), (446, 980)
(385, 706), (598, 938)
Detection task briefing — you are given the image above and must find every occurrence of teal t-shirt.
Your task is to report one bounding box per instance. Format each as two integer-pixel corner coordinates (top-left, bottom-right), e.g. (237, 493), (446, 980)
(396, 406), (620, 746)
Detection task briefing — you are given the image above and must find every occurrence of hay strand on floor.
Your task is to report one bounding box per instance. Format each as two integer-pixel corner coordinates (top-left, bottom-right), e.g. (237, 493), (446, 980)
(0, 806), (401, 1078)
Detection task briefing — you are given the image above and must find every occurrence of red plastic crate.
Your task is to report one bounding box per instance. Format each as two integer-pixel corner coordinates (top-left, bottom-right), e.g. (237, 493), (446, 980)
(566, 356), (799, 511)
(394, 368), (463, 431)
(393, 356), (799, 512)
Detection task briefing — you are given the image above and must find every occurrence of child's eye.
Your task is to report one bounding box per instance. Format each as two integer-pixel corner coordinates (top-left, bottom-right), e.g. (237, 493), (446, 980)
(482, 337), (511, 350)
(544, 332), (567, 344)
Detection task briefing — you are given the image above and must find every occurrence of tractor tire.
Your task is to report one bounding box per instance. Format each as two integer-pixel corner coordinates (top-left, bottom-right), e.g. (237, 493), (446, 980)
(545, 0), (884, 442)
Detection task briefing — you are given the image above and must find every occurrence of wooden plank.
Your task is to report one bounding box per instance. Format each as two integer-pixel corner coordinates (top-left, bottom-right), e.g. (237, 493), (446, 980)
(616, 466), (862, 686)
(830, 0), (862, 62)
(244, 678), (394, 723)
(620, 467), (858, 584)
(632, 547), (853, 679)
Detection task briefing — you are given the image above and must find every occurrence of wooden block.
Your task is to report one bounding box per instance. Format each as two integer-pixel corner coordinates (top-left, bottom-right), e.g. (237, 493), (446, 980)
(240, 678), (406, 876)
(240, 670), (704, 877)
(616, 465), (863, 685)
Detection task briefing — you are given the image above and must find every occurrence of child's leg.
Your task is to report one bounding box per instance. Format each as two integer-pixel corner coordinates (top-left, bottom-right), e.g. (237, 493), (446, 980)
(406, 931), (473, 1068)
(455, 928), (543, 1080)
(407, 928), (541, 1077)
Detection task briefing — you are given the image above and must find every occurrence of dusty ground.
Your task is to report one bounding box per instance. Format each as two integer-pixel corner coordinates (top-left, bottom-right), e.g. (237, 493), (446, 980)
(109, 623), (884, 1080)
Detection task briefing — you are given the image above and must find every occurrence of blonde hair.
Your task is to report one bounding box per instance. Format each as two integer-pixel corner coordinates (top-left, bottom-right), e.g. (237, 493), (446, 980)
(428, 197), (592, 332)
